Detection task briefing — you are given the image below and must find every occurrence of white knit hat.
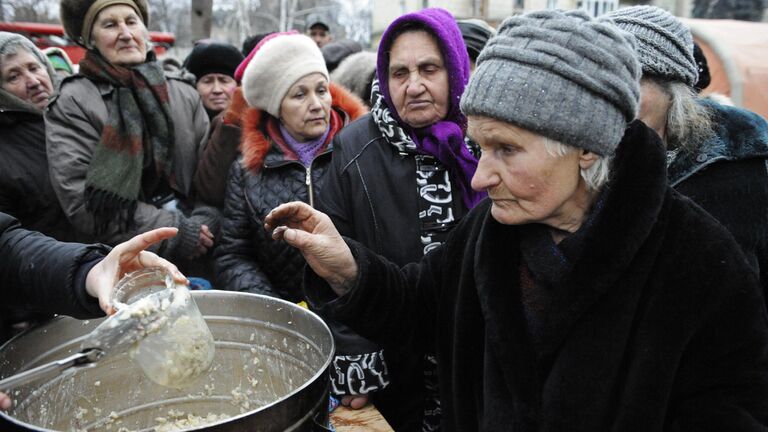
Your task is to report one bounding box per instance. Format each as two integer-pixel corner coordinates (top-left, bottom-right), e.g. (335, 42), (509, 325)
(241, 34), (329, 118)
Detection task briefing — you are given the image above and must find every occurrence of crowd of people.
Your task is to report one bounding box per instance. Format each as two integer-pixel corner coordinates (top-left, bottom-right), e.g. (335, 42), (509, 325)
(1, 0), (768, 430)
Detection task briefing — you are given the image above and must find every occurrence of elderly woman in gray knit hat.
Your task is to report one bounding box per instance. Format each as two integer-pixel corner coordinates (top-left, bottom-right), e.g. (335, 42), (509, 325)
(45, 0), (217, 268)
(608, 5), (768, 299)
(264, 9), (768, 430)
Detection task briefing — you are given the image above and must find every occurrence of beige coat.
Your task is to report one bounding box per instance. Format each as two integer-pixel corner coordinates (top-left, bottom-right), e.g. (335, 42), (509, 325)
(45, 72), (212, 257)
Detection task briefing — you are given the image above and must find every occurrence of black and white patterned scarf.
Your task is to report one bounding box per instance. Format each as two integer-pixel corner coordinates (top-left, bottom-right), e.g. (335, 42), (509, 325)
(371, 78), (456, 430)
(371, 79), (460, 254)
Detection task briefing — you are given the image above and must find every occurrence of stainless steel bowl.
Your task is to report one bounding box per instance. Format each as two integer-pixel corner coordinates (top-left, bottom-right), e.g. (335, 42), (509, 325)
(0, 291), (334, 431)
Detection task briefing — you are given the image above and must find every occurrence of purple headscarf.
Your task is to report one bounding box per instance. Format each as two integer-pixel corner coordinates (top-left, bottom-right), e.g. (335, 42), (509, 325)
(376, 8), (485, 209)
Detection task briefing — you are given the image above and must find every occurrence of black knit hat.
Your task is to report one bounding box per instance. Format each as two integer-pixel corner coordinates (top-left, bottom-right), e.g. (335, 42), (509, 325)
(60, 0), (149, 46)
(183, 42), (244, 82)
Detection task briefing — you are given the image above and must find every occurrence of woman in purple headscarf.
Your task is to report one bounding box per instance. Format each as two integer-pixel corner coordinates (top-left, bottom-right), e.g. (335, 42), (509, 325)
(315, 8), (482, 431)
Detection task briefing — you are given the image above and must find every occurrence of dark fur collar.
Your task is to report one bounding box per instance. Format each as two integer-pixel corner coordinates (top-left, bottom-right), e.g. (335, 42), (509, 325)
(240, 83), (367, 173)
(668, 100), (768, 185)
(474, 120), (669, 365)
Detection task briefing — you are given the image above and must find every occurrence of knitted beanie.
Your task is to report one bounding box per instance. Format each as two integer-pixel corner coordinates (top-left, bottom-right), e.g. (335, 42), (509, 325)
(607, 6), (698, 86)
(60, 0), (148, 47)
(0, 32), (57, 87)
(241, 33), (329, 118)
(184, 42), (244, 82)
(460, 9), (640, 156)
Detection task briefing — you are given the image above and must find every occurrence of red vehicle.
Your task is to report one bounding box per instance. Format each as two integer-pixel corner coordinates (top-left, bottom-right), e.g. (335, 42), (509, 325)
(0, 21), (175, 64)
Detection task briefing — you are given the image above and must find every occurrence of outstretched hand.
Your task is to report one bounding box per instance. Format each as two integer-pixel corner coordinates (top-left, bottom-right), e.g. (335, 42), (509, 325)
(265, 202), (358, 295)
(85, 227), (189, 315)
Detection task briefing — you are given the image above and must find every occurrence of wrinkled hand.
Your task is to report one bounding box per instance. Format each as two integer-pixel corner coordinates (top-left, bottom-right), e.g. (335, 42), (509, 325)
(86, 227), (189, 315)
(265, 202), (358, 295)
(0, 391), (9, 410)
(341, 394), (370, 410)
(189, 224), (214, 260)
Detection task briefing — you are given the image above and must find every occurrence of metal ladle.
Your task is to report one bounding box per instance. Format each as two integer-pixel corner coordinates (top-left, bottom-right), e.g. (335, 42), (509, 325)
(0, 301), (167, 392)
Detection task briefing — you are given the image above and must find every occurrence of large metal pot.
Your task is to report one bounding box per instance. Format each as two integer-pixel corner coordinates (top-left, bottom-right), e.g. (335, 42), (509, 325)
(0, 291), (334, 431)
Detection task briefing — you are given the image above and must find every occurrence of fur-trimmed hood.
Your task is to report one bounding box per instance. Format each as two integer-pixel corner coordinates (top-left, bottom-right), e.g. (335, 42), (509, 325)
(668, 100), (768, 186)
(240, 82), (367, 172)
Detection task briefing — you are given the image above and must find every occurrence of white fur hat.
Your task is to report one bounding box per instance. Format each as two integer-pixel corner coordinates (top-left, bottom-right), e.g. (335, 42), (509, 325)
(241, 34), (329, 118)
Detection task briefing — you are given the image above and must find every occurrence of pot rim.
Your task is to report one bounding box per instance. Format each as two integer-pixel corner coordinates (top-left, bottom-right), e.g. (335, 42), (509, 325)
(0, 291), (336, 432)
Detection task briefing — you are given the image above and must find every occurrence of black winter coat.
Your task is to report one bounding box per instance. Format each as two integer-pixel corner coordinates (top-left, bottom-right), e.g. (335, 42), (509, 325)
(311, 121), (768, 431)
(0, 212), (106, 341)
(668, 100), (768, 295)
(319, 114), (469, 266)
(215, 136), (332, 300)
(0, 91), (80, 242)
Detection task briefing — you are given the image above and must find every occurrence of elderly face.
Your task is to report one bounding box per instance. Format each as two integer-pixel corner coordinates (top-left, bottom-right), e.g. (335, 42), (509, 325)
(196, 73), (237, 112)
(638, 78), (672, 144)
(387, 30), (449, 129)
(469, 116), (597, 231)
(90, 4), (148, 67)
(1, 48), (54, 109)
(279, 72), (332, 142)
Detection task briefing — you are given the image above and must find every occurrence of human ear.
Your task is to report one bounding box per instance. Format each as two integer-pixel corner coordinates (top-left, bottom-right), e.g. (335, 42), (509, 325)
(578, 149), (599, 170)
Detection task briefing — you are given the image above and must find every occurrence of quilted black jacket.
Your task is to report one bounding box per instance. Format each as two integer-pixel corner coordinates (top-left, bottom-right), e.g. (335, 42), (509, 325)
(215, 146), (332, 299)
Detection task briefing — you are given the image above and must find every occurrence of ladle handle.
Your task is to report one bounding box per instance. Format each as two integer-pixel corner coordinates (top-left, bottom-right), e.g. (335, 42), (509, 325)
(0, 350), (97, 391)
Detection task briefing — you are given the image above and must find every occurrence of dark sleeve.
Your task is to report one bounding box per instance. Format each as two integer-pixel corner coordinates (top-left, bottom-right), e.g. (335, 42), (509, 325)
(0, 212), (107, 319)
(214, 161), (279, 296)
(306, 237), (442, 351)
(193, 114), (242, 208)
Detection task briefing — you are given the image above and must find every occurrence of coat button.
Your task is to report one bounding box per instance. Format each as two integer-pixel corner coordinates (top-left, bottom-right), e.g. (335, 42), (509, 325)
(696, 153), (708, 162)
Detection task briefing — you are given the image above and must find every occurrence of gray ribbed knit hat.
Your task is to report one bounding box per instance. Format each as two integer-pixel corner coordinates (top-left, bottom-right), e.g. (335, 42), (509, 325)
(607, 6), (698, 86)
(460, 10), (640, 156)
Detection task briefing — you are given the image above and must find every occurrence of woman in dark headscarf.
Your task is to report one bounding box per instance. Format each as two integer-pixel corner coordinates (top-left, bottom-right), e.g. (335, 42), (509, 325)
(316, 8), (482, 430)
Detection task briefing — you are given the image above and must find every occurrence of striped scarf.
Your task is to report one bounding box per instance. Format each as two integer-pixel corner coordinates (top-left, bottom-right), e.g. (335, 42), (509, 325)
(79, 51), (175, 233)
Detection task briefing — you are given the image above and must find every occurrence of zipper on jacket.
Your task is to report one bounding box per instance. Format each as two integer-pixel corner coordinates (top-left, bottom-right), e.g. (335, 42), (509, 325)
(306, 166), (314, 208)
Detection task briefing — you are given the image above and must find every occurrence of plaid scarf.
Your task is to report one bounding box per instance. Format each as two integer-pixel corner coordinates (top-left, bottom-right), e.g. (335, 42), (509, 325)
(79, 51), (175, 233)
